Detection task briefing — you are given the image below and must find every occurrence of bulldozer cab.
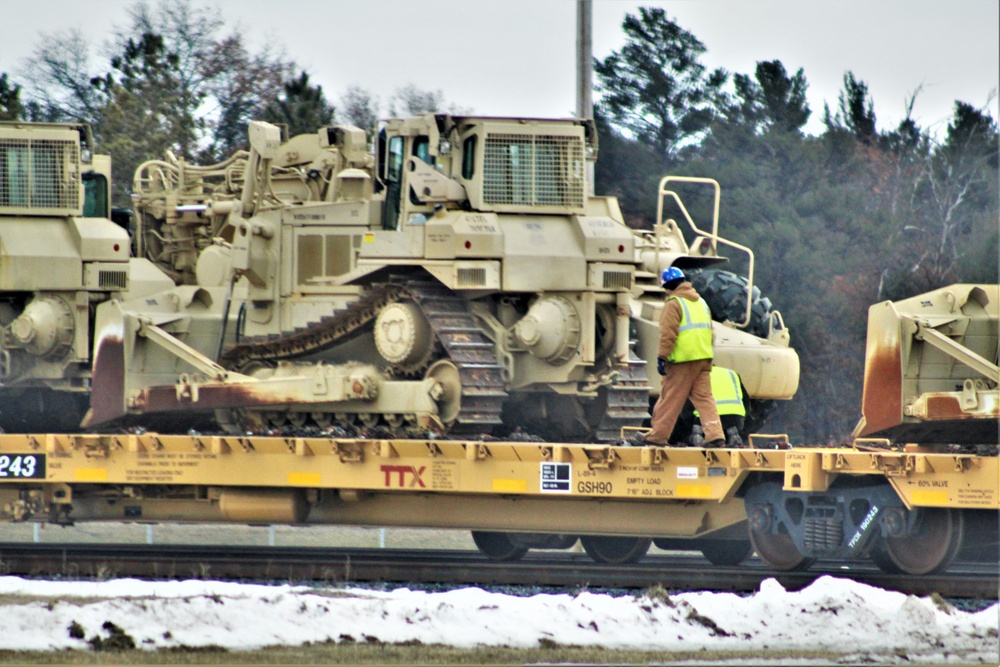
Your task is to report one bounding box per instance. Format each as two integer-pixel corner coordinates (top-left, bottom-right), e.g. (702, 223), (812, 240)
(376, 130), (438, 230)
(0, 121), (110, 219)
(374, 115), (596, 232)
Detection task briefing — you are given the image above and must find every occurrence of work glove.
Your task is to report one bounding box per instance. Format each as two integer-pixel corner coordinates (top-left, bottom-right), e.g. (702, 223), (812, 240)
(656, 358), (667, 375)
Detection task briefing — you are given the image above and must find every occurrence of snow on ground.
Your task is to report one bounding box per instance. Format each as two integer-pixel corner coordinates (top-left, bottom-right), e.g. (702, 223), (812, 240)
(0, 575), (996, 663)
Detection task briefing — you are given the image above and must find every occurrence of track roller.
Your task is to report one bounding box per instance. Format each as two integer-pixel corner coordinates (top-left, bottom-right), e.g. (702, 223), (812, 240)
(425, 360), (462, 425)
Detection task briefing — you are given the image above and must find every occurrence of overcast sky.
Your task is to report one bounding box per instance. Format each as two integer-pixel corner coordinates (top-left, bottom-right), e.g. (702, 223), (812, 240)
(1, 0), (997, 138)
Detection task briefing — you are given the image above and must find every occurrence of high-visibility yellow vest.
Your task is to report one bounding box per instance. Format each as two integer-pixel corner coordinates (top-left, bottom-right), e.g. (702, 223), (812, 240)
(694, 366), (746, 418)
(667, 296), (713, 363)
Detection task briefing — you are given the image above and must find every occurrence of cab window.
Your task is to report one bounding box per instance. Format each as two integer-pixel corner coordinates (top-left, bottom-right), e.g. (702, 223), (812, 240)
(413, 136), (433, 165)
(461, 136), (476, 179)
(0, 143), (28, 206)
(82, 172), (109, 218)
(386, 136), (404, 183)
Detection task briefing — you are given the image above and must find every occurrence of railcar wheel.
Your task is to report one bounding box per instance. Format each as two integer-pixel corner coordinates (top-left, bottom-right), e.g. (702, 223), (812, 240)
(749, 527), (815, 571)
(547, 535), (580, 550)
(471, 531), (528, 561)
(869, 508), (965, 575)
(580, 536), (651, 564)
(700, 539), (753, 566)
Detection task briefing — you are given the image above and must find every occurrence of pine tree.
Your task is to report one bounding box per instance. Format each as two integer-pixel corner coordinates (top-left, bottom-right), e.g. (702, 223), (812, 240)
(727, 61), (810, 134)
(0, 73), (24, 120)
(594, 7), (727, 163)
(261, 72), (335, 138)
(824, 72), (877, 144)
(90, 32), (201, 205)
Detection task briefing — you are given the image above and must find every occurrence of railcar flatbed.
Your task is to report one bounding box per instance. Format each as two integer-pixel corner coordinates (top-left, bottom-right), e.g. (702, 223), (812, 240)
(0, 432), (995, 576)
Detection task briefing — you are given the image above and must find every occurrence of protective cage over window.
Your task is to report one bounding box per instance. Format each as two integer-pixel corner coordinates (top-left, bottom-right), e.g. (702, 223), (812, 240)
(481, 132), (585, 211)
(0, 129), (81, 215)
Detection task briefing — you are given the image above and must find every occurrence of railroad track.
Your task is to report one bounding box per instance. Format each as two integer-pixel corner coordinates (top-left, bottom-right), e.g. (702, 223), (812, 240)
(0, 543), (994, 599)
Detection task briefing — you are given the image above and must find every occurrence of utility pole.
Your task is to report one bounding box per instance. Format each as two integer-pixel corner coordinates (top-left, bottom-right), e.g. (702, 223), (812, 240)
(576, 0), (593, 120)
(576, 0), (594, 194)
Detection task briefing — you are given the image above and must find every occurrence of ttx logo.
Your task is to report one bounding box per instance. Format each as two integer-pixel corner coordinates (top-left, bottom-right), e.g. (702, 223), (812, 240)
(380, 465), (427, 488)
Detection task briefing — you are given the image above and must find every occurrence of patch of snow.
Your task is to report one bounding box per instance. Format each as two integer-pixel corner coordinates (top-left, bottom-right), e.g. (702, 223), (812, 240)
(0, 575), (995, 663)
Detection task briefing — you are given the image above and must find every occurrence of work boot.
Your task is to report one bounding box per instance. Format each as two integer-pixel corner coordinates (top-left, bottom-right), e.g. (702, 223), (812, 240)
(687, 425), (705, 447)
(704, 439), (726, 448)
(630, 433), (668, 447)
(726, 426), (744, 448)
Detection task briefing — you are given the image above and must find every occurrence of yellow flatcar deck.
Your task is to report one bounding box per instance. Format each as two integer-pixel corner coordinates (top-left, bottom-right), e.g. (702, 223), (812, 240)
(0, 433), (994, 535)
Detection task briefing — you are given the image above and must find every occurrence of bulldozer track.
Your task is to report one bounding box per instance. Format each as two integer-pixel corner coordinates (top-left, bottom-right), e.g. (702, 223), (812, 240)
(403, 279), (507, 431)
(223, 283), (406, 369)
(221, 276), (507, 433)
(593, 346), (650, 442)
(220, 276), (647, 440)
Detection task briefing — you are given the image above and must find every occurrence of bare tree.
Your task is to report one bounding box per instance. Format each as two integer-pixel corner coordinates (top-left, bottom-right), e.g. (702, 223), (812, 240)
(16, 0), (299, 165)
(877, 96), (999, 299)
(17, 29), (103, 121)
(339, 85), (380, 132)
(119, 0), (223, 94)
(388, 84), (471, 116)
(200, 35), (293, 159)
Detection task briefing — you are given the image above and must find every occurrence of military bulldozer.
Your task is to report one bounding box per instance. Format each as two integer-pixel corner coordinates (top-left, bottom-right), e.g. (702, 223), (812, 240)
(852, 283), (999, 448)
(0, 122), (137, 432)
(3, 114), (795, 440)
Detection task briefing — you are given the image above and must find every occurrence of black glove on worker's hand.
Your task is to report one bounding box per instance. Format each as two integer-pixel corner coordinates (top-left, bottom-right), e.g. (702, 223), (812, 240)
(657, 358), (667, 375)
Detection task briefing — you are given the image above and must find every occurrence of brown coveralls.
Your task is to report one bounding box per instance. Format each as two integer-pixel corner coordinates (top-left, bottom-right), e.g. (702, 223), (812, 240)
(644, 282), (725, 445)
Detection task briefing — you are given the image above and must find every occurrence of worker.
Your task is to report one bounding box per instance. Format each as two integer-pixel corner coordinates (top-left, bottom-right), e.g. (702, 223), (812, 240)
(687, 366), (747, 447)
(639, 267), (726, 447)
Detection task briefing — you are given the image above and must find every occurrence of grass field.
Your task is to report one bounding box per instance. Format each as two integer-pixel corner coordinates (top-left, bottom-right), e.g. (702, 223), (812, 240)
(0, 644), (847, 665)
(0, 522), (480, 551)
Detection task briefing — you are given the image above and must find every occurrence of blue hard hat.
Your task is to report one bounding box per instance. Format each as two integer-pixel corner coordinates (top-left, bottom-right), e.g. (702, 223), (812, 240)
(660, 266), (685, 286)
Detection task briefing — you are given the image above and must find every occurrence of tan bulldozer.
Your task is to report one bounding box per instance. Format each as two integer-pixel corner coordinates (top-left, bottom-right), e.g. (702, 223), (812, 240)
(1, 115), (798, 439)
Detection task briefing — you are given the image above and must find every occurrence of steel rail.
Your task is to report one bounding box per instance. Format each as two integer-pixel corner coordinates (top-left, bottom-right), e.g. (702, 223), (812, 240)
(0, 543), (995, 599)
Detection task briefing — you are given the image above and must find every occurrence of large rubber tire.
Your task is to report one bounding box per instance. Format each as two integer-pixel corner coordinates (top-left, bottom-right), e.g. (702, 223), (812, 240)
(685, 268), (782, 433)
(686, 269), (780, 339)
